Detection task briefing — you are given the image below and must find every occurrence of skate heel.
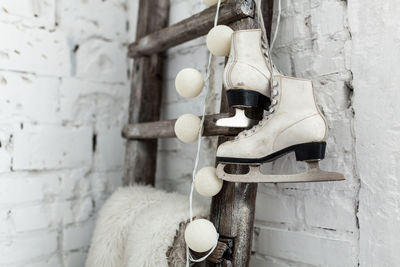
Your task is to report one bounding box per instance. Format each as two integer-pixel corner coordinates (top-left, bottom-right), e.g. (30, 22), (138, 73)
(227, 89), (271, 110)
(294, 142), (326, 161)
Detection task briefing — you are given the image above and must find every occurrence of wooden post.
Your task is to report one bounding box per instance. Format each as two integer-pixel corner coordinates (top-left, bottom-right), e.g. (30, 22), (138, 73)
(207, 1), (274, 266)
(123, 0), (169, 186)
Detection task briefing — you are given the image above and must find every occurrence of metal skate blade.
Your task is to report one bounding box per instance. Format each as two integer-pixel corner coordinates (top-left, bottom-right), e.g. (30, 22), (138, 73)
(216, 108), (257, 128)
(216, 162), (345, 183)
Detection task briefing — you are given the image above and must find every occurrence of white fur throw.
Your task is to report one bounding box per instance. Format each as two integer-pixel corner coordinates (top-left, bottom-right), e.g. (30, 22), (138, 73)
(85, 186), (209, 267)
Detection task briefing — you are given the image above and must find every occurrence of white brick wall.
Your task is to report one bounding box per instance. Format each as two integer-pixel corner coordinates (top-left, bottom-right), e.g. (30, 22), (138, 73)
(1, 0), (399, 266)
(349, 0), (400, 266)
(0, 0), (132, 265)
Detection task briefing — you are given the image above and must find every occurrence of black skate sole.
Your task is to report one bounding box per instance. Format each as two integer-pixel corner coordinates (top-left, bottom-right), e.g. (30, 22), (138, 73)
(227, 89), (271, 110)
(217, 142), (326, 164)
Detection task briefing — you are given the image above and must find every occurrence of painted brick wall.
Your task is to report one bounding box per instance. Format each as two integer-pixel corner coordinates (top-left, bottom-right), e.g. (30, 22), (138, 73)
(349, 1), (400, 266)
(251, 1), (358, 266)
(1, 0), (399, 267)
(0, 0), (136, 266)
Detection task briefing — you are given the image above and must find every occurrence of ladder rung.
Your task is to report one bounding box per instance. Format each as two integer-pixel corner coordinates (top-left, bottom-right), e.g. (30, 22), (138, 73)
(122, 113), (243, 139)
(128, 1), (254, 57)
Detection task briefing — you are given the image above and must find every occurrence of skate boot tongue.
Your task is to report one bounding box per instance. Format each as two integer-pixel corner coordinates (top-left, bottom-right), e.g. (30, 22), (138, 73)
(235, 87), (279, 140)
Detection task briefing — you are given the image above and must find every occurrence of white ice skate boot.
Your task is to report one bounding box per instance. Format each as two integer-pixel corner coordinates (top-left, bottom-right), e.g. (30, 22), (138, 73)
(216, 75), (345, 183)
(216, 29), (280, 128)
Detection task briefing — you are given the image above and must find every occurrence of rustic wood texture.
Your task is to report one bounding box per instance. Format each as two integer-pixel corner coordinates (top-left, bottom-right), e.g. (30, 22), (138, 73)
(193, 238), (233, 264)
(128, 0), (255, 57)
(207, 1), (274, 266)
(123, 0), (169, 186)
(261, 0), (274, 39)
(122, 113), (244, 139)
(205, 241), (231, 263)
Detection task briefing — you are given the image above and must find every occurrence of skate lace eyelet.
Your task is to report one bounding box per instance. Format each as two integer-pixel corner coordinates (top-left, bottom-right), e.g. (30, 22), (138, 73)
(272, 99), (278, 106)
(272, 89), (278, 96)
(269, 108), (275, 113)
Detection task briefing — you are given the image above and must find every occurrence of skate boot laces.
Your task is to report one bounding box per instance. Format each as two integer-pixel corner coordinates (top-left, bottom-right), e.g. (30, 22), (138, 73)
(235, 81), (279, 140)
(235, 0), (282, 141)
(261, 35), (280, 74)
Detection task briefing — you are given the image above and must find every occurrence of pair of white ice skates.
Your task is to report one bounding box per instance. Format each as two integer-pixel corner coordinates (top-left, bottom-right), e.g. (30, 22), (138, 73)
(215, 29), (344, 183)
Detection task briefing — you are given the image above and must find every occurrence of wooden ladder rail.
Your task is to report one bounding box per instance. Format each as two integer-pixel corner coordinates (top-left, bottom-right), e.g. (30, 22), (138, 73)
(124, 0), (274, 265)
(124, 0), (169, 186)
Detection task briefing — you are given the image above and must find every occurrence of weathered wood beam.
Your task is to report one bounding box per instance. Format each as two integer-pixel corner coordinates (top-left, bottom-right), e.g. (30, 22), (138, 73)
(123, 0), (169, 186)
(128, 0), (254, 57)
(208, 89), (259, 267)
(122, 114), (243, 139)
(261, 0), (274, 39)
(207, 1), (275, 266)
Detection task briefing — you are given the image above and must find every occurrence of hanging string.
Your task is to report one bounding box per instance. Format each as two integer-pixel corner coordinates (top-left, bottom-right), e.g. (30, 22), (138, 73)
(256, 0), (282, 89)
(186, 0), (222, 266)
(269, 0), (282, 52)
(256, 0), (282, 56)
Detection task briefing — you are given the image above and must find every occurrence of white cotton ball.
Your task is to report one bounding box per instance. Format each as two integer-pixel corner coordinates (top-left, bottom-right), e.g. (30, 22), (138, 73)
(204, 0), (226, 7)
(175, 68), (204, 98)
(195, 167), (223, 197)
(184, 219), (218, 253)
(174, 114), (202, 143)
(206, 25), (233, 56)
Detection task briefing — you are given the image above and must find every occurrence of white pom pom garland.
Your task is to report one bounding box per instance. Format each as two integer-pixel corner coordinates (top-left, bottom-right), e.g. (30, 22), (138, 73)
(174, 114), (202, 143)
(206, 25), (233, 56)
(184, 219), (218, 253)
(175, 68), (204, 98)
(185, 1), (224, 266)
(195, 167), (223, 197)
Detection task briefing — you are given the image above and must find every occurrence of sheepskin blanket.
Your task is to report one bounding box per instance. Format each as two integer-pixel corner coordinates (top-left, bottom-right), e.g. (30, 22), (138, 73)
(85, 186), (209, 267)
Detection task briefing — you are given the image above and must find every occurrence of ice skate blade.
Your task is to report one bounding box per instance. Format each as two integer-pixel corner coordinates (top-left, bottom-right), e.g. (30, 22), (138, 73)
(216, 161), (345, 183)
(216, 108), (257, 128)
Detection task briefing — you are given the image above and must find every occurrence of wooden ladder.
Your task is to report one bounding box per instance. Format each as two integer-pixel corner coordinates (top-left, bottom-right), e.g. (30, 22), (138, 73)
(123, 0), (274, 266)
